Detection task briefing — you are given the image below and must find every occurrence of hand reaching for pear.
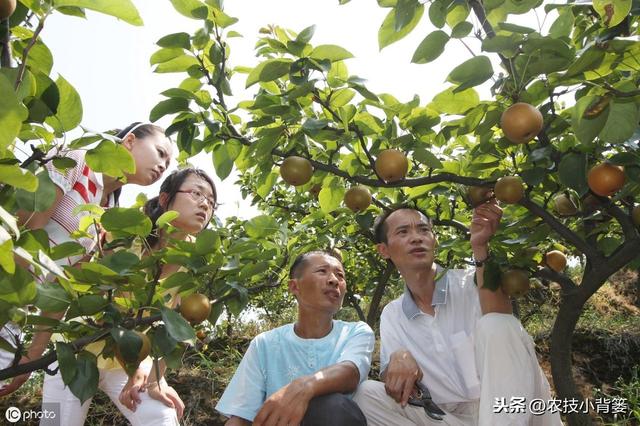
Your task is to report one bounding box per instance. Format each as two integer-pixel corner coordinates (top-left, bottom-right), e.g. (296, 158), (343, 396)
(470, 199), (503, 250)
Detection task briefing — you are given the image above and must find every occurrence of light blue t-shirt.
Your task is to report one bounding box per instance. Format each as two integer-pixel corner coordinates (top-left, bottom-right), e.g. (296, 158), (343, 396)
(215, 319), (375, 422)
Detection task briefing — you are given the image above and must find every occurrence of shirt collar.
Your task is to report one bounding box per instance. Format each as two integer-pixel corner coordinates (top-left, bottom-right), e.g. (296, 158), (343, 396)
(402, 264), (448, 320)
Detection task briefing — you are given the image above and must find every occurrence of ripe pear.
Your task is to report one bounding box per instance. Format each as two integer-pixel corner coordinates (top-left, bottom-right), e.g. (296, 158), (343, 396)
(466, 186), (493, 208)
(180, 293), (211, 324)
(344, 186), (372, 212)
(554, 194), (578, 216)
(375, 149), (408, 183)
(587, 163), (625, 197)
(501, 269), (530, 298)
(494, 176), (524, 204)
(280, 156), (313, 186)
(0, 0), (17, 19)
(544, 250), (567, 272)
(500, 103), (543, 144)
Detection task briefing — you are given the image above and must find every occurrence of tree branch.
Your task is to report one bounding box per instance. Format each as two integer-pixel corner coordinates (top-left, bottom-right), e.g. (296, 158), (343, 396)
(533, 267), (578, 295)
(15, 17), (45, 90)
(0, 314), (162, 381)
(519, 197), (602, 261)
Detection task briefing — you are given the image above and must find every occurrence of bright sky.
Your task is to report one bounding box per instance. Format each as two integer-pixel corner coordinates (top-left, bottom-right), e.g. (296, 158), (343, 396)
(42, 0), (549, 220)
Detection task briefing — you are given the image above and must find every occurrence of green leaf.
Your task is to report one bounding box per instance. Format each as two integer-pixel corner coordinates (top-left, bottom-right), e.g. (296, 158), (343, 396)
(101, 208), (152, 237)
(212, 145), (233, 180)
(0, 239), (14, 274)
(319, 184), (345, 214)
(593, 0), (632, 26)
(35, 283), (71, 312)
(413, 147), (443, 169)
(169, 0), (208, 19)
(481, 34), (522, 54)
(101, 251), (139, 274)
(156, 211), (180, 228)
(482, 257), (502, 291)
(565, 47), (606, 77)
(571, 95), (609, 145)
(428, 0), (448, 28)
(45, 75), (82, 132)
(149, 98), (189, 122)
(431, 86), (479, 114)
(446, 55), (493, 92)
(154, 55), (199, 73)
(157, 32), (191, 49)
(549, 9), (574, 38)
(0, 74), (28, 151)
(244, 215), (278, 238)
(49, 241), (85, 261)
(558, 153), (589, 195)
(150, 48), (184, 65)
(15, 170), (57, 212)
(246, 59), (292, 88)
(53, 0), (143, 25)
(309, 45), (354, 62)
(0, 268), (36, 305)
(451, 21), (473, 38)
(0, 165), (38, 191)
(195, 229), (220, 254)
(68, 351), (99, 404)
(395, 0), (420, 31)
(599, 100), (638, 144)
(379, 3), (424, 50)
(411, 30), (449, 64)
(296, 25), (316, 44)
(161, 306), (196, 343)
(85, 140), (135, 179)
(56, 342), (77, 386)
(496, 22), (535, 33)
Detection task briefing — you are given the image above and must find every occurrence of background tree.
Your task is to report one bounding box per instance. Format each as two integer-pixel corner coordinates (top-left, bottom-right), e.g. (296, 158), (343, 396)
(0, 0), (639, 425)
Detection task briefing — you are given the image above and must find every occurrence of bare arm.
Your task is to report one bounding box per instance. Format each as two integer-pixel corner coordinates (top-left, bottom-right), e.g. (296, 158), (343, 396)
(470, 201), (512, 315)
(252, 361), (359, 426)
(382, 349), (422, 406)
(225, 416), (251, 426)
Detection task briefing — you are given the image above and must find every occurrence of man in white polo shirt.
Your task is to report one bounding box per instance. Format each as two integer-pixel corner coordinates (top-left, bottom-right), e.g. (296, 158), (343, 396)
(354, 203), (561, 425)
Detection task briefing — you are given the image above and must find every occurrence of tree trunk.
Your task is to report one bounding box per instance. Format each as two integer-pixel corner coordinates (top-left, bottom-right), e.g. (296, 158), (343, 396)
(366, 264), (394, 327)
(550, 292), (592, 425)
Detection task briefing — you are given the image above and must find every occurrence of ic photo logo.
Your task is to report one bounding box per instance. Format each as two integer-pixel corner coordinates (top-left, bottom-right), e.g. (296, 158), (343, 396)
(5, 406), (21, 423)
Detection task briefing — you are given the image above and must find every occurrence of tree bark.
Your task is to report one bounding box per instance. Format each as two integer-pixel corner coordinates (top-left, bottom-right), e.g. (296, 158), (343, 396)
(366, 264), (394, 327)
(1, 19), (10, 68)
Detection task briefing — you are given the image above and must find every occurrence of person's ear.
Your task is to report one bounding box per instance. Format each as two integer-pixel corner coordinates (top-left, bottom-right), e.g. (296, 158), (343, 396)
(159, 192), (170, 209)
(377, 243), (390, 260)
(122, 133), (136, 149)
(288, 278), (300, 297)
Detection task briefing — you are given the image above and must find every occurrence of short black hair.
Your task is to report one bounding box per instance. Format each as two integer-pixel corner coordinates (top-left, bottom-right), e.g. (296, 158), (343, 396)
(373, 204), (432, 244)
(289, 250), (342, 279)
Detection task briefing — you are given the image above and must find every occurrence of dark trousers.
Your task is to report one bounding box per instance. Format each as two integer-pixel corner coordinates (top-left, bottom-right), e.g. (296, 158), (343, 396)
(301, 393), (367, 426)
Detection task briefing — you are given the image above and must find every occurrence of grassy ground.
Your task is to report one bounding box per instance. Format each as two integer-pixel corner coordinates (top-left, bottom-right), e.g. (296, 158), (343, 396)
(1, 271), (638, 425)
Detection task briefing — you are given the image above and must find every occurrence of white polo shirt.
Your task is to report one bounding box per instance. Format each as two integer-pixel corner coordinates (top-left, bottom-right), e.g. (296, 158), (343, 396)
(380, 266), (483, 404)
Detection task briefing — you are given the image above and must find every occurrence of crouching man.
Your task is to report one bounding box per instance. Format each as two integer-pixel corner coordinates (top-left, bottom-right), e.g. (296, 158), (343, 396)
(216, 250), (374, 426)
(354, 204), (562, 425)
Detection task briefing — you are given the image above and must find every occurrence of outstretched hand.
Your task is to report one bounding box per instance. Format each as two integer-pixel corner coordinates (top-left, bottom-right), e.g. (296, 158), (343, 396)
(0, 371), (31, 397)
(470, 199), (503, 249)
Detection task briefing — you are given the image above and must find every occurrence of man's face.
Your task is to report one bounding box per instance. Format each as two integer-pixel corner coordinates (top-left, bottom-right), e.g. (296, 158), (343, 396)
(289, 253), (347, 315)
(377, 209), (436, 271)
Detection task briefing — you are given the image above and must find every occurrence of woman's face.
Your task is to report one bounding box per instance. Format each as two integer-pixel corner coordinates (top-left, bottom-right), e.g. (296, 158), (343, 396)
(166, 174), (215, 234)
(123, 131), (173, 186)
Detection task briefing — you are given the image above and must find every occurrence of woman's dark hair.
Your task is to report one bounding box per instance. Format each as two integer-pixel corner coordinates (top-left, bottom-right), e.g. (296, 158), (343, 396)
(143, 167), (217, 247)
(112, 122), (166, 206)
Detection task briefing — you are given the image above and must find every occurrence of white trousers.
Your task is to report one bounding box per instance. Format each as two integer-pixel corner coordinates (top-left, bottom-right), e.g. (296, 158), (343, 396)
(41, 360), (180, 426)
(0, 322), (21, 373)
(354, 313), (563, 426)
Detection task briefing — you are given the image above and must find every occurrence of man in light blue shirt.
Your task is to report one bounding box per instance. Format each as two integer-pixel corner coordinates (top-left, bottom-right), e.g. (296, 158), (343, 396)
(216, 250), (375, 426)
